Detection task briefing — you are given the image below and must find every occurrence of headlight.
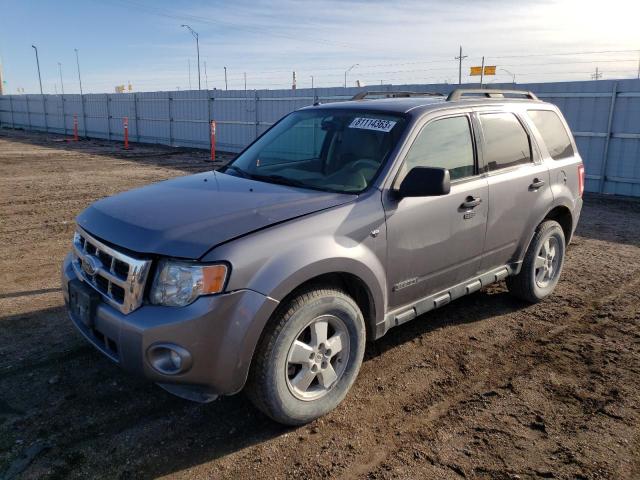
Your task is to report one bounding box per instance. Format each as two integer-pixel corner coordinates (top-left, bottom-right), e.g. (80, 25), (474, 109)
(149, 260), (228, 307)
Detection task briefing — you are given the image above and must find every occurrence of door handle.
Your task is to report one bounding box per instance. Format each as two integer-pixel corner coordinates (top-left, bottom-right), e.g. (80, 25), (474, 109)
(529, 178), (545, 190)
(461, 196), (482, 209)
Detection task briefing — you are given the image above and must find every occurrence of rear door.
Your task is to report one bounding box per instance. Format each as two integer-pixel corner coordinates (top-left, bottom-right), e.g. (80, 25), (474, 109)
(476, 109), (553, 272)
(383, 113), (488, 310)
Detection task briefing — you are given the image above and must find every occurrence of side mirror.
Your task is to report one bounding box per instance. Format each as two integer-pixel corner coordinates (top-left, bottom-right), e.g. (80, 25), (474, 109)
(396, 167), (451, 198)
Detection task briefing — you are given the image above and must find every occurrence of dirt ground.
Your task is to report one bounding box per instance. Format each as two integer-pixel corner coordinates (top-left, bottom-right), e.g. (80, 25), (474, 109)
(0, 128), (639, 480)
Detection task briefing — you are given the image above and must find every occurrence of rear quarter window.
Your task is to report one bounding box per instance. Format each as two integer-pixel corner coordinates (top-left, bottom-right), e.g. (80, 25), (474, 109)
(479, 112), (532, 171)
(527, 110), (575, 161)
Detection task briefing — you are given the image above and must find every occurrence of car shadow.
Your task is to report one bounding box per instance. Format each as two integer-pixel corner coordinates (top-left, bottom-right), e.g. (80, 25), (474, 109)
(0, 287), (528, 478)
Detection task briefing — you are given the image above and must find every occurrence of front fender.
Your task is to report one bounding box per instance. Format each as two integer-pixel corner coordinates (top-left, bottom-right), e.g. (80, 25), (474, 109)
(204, 194), (388, 335)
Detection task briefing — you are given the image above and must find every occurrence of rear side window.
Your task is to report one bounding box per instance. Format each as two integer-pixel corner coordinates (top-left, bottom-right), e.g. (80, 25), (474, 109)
(527, 110), (574, 160)
(479, 113), (532, 171)
(400, 116), (475, 182)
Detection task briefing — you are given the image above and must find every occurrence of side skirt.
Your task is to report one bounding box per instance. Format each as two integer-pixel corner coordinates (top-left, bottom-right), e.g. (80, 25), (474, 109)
(375, 264), (516, 339)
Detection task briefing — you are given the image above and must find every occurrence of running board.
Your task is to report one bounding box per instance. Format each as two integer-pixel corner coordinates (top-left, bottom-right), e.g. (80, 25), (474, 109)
(376, 265), (513, 338)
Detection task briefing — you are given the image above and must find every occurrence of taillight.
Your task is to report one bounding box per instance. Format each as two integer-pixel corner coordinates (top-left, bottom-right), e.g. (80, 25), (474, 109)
(578, 164), (585, 197)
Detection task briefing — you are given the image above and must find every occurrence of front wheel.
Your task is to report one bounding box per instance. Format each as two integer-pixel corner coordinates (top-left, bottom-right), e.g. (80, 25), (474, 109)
(246, 286), (366, 425)
(507, 220), (566, 303)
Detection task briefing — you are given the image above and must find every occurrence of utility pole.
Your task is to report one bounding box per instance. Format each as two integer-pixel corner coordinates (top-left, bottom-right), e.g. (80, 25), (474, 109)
(204, 61), (209, 89)
(224, 66), (228, 90)
(455, 46), (467, 85)
(58, 62), (65, 94)
(591, 66), (602, 80)
(181, 25), (201, 89)
(244, 72), (247, 91)
(480, 56), (485, 87)
(32, 45), (43, 94)
(74, 49), (83, 94)
(292, 71), (297, 90)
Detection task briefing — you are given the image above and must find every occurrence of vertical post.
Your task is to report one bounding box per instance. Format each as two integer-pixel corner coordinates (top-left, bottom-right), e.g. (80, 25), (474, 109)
(254, 90), (259, 140)
(73, 114), (78, 141)
(133, 92), (140, 142)
(224, 66), (228, 91)
(26, 96), (32, 129)
(168, 92), (173, 146)
(480, 56), (485, 87)
(106, 95), (112, 140)
(599, 81), (618, 194)
(123, 116), (129, 149)
(210, 120), (216, 161)
(207, 91), (213, 151)
(81, 93), (87, 137)
(9, 95), (15, 128)
(61, 94), (67, 135)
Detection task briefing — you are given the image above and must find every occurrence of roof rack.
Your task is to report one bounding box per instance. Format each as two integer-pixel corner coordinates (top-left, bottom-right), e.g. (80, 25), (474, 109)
(446, 89), (539, 102)
(351, 91), (445, 101)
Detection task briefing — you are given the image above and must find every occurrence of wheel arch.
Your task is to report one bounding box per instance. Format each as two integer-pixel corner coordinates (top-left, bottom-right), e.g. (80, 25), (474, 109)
(517, 203), (574, 273)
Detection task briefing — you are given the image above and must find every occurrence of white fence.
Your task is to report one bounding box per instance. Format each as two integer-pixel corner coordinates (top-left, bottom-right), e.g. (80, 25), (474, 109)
(1, 79), (640, 196)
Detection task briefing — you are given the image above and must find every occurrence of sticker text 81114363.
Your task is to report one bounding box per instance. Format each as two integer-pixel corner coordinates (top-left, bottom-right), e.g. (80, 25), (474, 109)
(349, 117), (397, 133)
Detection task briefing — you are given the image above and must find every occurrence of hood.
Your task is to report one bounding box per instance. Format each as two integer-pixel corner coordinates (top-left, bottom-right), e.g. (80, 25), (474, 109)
(77, 171), (355, 259)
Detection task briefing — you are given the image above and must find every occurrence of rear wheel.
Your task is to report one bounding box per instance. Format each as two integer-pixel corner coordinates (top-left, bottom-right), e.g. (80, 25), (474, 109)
(507, 220), (566, 303)
(246, 286), (365, 425)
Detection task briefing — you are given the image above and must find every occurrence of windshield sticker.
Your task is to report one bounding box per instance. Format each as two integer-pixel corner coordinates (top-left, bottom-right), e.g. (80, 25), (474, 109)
(348, 117), (397, 132)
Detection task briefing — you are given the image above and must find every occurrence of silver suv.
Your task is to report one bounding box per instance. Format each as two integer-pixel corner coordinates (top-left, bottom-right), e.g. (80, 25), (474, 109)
(62, 89), (584, 425)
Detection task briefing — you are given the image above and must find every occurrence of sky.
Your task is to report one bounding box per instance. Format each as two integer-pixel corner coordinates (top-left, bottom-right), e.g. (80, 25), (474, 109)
(0, 0), (638, 94)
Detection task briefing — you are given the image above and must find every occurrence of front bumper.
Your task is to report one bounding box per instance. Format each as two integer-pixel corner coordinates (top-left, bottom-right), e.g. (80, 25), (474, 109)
(62, 253), (279, 399)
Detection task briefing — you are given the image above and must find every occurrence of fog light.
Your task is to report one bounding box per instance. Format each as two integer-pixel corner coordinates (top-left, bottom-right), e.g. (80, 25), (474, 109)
(147, 343), (192, 375)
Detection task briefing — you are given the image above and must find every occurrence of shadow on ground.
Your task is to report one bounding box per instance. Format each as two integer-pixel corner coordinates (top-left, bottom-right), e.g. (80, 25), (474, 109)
(0, 285), (528, 479)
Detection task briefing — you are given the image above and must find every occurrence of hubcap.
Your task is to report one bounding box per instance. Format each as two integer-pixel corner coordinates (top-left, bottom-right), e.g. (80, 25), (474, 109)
(534, 236), (561, 288)
(285, 314), (350, 401)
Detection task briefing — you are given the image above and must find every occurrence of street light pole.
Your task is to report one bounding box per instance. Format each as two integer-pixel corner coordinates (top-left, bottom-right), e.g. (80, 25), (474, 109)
(32, 45), (43, 95)
(58, 62), (65, 94)
(344, 64), (358, 88)
(181, 24), (201, 90)
(224, 66), (228, 90)
(74, 49), (83, 94)
(500, 68), (516, 84)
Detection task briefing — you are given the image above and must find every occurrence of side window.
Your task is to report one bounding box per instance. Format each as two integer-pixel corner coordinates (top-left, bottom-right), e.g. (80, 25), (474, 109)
(527, 110), (574, 160)
(479, 113), (532, 171)
(400, 116), (475, 182)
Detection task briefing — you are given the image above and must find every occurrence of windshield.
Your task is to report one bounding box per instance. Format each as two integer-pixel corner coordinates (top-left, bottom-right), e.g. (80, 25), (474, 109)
(223, 109), (407, 193)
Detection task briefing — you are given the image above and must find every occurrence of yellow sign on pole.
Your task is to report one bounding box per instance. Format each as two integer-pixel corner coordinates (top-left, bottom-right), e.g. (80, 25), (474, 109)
(470, 66), (497, 76)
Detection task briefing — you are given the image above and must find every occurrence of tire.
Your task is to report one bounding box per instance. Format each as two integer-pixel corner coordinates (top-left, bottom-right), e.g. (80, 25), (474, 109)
(246, 285), (366, 425)
(507, 220), (566, 303)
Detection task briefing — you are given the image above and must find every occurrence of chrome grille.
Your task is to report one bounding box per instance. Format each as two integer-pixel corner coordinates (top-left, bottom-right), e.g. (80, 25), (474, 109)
(71, 227), (151, 314)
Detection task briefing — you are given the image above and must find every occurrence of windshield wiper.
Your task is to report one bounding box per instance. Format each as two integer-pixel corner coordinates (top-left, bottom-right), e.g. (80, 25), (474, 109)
(249, 173), (311, 189)
(224, 165), (253, 179)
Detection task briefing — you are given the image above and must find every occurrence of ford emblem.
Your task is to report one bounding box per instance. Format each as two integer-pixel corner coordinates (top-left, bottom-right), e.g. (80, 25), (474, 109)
(82, 255), (102, 276)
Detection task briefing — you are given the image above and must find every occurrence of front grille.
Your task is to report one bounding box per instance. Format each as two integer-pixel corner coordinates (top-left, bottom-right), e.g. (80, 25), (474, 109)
(71, 227), (152, 314)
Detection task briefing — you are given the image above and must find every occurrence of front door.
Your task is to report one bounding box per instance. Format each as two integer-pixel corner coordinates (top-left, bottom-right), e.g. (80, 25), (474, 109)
(383, 114), (488, 310)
